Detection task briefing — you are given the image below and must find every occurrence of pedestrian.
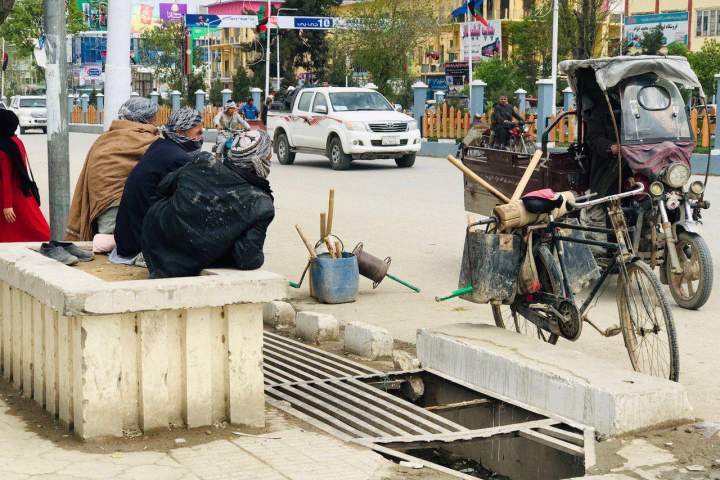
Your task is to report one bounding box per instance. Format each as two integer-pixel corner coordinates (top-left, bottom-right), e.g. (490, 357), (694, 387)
(112, 107), (204, 265)
(141, 130), (275, 279)
(65, 97), (160, 242)
(0, 109), (49, 243)
(240, 97), (259, 120)
(490, 95), (523, 149)
(261, 95), (272, 126)
(213, 100), (250, 132)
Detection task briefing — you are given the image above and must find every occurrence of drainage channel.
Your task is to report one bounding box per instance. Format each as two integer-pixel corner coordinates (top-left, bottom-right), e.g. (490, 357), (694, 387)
(263, 331), (595, 479)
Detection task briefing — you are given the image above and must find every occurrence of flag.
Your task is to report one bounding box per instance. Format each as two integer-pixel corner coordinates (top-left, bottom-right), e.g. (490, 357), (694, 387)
(452, 1), (488, 27)
(256, 4), (269, 41)
(2, 52), (7, 71)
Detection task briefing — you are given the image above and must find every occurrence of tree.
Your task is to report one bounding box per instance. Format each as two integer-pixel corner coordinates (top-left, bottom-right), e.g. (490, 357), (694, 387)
(232, 66), (252, 101)
(474, 58), (521, 108)
(0, 0), (83, 56)
(209, 81), (223, 106)
(335, 0), (439, 96)
(0, 0), (15, 26)
(138, 21), (186, 91)
(185, 71), (204, 106)
(639, 24), (665, 55)
(687, 40), (720, 97)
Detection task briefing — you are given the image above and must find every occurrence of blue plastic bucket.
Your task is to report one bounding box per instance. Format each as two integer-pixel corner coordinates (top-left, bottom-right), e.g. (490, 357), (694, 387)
(310, 253), (359, 304)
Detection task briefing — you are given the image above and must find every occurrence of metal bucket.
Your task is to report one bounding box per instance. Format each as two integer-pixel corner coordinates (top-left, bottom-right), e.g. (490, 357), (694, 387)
(353, 243), (391, 288)
(310, 253), (359, 304)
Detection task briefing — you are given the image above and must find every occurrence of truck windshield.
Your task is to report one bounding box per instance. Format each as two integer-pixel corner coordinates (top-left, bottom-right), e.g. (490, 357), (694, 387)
(19, 98), (46, 108)
(329, 92), (392, 111)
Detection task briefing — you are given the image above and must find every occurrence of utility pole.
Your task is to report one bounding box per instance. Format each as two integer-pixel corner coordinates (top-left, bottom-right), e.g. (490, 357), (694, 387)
(265, 0), (271, 99)
(105, 0), (132, 129)
(43, 0), (70, 240)
(550, 0), (559, 113)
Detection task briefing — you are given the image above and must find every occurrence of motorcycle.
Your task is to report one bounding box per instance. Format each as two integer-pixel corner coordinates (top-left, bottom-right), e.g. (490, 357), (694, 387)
(553, 56), (713, 309)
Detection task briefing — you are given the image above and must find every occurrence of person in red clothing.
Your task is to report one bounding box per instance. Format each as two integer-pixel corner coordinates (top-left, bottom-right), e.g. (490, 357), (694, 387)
(0, 109), (49, 242)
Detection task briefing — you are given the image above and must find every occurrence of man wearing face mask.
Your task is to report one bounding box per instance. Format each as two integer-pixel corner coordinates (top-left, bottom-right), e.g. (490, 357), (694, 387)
(141, 130), (275, 278)
(112, 107), (204, 264)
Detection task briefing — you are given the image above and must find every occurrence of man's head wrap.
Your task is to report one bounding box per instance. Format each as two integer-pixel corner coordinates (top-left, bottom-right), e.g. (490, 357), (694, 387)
(164, 107), (203, 150)
(223, 100), (237, 112)
(225, 130), (273, 178)
(117, 97), (159, 124)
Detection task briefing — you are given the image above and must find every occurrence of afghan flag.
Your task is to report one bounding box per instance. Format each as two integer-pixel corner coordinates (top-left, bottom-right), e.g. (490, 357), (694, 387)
(451, 0), (488, 26)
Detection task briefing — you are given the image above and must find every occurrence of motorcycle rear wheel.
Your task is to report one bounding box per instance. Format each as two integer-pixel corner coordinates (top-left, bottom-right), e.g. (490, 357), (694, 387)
(666, 232), (713, 310)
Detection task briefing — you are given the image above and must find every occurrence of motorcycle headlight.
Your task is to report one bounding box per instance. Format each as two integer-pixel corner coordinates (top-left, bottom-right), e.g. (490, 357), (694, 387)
(665, 163), (691, 188)
(690, 180), (705, 196)
(344, 121), (366, 132)
(649, 181), (664, 197)
(408, 121), (418, 131)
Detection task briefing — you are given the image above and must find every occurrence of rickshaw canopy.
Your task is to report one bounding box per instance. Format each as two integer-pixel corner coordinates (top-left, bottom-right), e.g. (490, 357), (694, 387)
(559, 56), (704, 97)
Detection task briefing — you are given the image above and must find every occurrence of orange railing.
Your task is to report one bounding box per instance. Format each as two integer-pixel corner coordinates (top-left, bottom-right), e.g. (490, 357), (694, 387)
(70, 104), (220, 129)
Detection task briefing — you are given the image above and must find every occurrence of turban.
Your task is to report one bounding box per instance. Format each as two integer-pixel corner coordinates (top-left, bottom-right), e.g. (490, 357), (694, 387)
(223, 100), (237, 112)
(225, 130), (273, 178)
(164, 107), (203, 150)
(117, 97), (159, 124)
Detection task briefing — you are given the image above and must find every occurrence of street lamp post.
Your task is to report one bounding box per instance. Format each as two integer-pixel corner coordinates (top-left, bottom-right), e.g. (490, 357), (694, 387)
(276, 7), (298, 92)
(206, 18), (222, 90)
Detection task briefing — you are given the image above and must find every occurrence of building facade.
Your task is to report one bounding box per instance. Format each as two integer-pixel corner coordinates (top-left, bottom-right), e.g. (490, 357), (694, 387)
(625, 0), (717, 50)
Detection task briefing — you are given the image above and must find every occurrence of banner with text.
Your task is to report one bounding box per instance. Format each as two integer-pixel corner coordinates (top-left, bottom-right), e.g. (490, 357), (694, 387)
(461, 20), (502, 62)
(624, 12), (689, 50)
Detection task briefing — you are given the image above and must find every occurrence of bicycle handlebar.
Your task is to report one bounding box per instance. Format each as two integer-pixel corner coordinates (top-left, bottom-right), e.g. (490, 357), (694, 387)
(567, 183), (644, 211)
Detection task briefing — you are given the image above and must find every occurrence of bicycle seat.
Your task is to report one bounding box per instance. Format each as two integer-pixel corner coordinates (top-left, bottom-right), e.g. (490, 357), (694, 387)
(522, 189), (565, 214)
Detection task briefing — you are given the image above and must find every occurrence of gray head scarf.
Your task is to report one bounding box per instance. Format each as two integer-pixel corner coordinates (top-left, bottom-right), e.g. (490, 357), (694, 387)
(223, 100), (237, 112)
(225, 130), (273, 178)
(164, 107), (203, 151)
(117, 97), (159, 124)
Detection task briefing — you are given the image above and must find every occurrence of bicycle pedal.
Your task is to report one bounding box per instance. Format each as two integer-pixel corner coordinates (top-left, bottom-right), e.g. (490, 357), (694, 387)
(603, 325), (622, 337)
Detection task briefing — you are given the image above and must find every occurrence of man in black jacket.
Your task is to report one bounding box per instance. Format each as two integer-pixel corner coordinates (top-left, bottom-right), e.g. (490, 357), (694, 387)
(112, 107), (204, 263)
(491, 95), (523, 149)
(141, 130), (275, 279)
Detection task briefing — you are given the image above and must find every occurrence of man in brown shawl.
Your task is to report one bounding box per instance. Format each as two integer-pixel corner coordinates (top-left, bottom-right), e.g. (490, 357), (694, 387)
(65, 97), (160, 240)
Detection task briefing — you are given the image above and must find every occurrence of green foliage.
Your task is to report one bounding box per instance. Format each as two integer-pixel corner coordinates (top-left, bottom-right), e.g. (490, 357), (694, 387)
(185, 72), (205, 106)
(474, 58), (520, 106)
(139, 21), (185, 91)
(334, 0), (439, 97)
(687, 40), (720, 96)
(326, 37), (351, 87)
(0, 0), (83, 57)
(639, 24), (665, 55)
(0, 1), (16, 26)
(233, 66), (252, 101)
(209, 81), (223, 106)
(666, 42), (690, 57)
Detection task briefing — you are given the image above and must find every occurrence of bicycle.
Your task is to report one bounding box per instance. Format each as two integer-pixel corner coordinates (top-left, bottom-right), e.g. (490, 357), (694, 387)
(455, 184), (679, 381)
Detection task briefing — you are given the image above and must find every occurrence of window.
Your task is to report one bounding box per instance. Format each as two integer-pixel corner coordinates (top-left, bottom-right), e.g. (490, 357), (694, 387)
(312, 94), (328, 113)
(19, 98), (46, 108)
(621, 78), (691, 144)
(329, 92), (393, 112)
(297, 92), (314, 112)
(697, 9), (720, 37)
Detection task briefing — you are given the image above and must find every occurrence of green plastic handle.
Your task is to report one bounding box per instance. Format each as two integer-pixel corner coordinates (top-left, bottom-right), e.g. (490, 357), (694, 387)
(288, 281), (300, 289)
(435, 285), (474, 302)
(386, 274), (421, 293)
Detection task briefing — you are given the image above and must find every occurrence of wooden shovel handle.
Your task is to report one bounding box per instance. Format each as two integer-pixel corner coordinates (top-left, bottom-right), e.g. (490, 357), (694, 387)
(510, 149), (543, 202)
(295, 225), (317, 258)
(447, 155), (510, 204)
(327, 189), (335, 236)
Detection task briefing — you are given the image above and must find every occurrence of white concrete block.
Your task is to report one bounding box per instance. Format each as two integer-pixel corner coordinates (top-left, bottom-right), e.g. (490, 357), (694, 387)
(183, 308), (213, 428)
(344, 321), (393, 360)
(296, 312), (339, 343)
(263, 301), (295, 328)
(417, 324), (694, 437)
(392, 350), (420, 371)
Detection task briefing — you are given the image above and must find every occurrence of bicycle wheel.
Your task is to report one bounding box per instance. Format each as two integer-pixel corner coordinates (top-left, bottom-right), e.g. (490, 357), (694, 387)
(493, 244), (560, 344)
(617, 260), (679, 381)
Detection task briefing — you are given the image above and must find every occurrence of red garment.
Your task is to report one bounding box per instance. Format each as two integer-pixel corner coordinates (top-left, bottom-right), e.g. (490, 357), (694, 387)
(0, 136), (50, 242)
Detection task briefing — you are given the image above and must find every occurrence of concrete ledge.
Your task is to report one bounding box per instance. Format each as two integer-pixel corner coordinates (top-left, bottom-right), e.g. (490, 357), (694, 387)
(416, 324), (693, 437)
(0, 244), (286, 439)
(68, 124), (104, 134)
(419, 141), (459, 158)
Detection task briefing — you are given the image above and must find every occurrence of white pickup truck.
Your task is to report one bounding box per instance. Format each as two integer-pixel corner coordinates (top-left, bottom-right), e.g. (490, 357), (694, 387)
(268, 87), (422, 170)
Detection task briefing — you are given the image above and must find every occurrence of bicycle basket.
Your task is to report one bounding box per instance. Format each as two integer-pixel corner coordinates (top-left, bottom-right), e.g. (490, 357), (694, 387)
(558, 219), (601, 294)
(458, 230), (522, 304)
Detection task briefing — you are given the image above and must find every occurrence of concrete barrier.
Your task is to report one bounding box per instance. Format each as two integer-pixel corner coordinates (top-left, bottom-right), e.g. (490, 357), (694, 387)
(417, 324), (693, 437)
(0, 244), (286, 439)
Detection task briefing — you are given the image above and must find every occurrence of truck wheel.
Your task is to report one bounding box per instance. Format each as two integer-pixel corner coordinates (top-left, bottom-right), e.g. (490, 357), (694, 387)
(275, 133), (295, 165)
(395, 154), (416, 168)
(328, 137), (352, 170)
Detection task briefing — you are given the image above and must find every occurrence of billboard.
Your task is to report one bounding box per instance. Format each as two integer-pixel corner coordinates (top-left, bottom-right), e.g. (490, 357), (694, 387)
(462, 20), (502, 62)
(76, 0), (108, 31)
(624, 12), (689, 50)
(185, 14), (258, 29)
(160, 2), (187, 22)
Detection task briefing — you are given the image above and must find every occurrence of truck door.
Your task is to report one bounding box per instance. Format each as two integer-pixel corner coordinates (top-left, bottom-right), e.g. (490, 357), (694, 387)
(307, 93), (330, 149)
(292, 91), (315, 147)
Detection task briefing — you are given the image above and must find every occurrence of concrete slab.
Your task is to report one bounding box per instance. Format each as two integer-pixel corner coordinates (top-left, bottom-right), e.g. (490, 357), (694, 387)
(416, 324), (693, 437)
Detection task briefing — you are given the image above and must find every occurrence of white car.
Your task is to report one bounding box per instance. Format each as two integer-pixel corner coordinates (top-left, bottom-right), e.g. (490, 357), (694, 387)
(268, 87), (421, 170)
(9, 96), (47, 134)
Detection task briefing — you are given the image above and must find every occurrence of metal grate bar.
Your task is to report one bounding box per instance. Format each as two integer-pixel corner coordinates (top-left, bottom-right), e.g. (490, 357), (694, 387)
(263, 362), (305, 385)
(263, 341), (363, 380)
(264, 356), (322, 383)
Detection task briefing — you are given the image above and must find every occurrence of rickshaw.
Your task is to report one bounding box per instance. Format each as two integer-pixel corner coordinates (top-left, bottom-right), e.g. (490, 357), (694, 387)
(548, 56), (713, 310)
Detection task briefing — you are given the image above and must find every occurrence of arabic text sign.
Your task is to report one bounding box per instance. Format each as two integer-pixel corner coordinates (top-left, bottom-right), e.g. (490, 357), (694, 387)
(461, 20), (502, 62)
(624, 12), (689, 48)
(185, 14), (258, 29)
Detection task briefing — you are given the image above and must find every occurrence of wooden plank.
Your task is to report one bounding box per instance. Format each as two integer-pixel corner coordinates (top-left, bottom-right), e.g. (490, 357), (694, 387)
(138, 310), (169, 431)
(119, 313), (139, 431)
(11, 287), (22, 388)
(183, 308), (213, 428)
(264, 332), (379, 374)
(21, 293), (33, 398)
(519, 428), (585, 457)
(313, 381), (432, 436)
(32, 299), (44, 407)
(44, 307), (58, 417)
(536, 425), (585, 446)
(426, 398), (492, 412)
(1, 283), (11, 380)
(57, 314), (74, 428)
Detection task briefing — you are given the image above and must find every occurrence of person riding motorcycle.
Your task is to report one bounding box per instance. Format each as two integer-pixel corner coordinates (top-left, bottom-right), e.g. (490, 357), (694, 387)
(214, 100), (251, 132)
(491, 95), (523, 149)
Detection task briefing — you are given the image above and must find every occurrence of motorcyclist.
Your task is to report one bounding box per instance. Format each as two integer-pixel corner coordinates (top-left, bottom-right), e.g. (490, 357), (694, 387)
(491, 95), (523, 149)
(214, 100), (251, 132)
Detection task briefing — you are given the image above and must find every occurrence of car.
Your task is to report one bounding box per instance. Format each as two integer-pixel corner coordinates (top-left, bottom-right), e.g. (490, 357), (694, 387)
(268, 87), (421, 170)
(9, 95), (47, 134)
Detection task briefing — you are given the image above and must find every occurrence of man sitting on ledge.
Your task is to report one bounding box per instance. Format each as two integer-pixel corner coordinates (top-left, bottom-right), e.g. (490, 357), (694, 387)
(141, 130), (275, 279)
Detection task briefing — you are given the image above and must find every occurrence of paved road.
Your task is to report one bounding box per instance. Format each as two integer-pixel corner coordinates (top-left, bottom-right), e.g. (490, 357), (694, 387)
(21, 132), (720, 420)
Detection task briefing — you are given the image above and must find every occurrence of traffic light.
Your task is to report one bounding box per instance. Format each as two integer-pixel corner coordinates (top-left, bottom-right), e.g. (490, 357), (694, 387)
(256, 4), (268, 42)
